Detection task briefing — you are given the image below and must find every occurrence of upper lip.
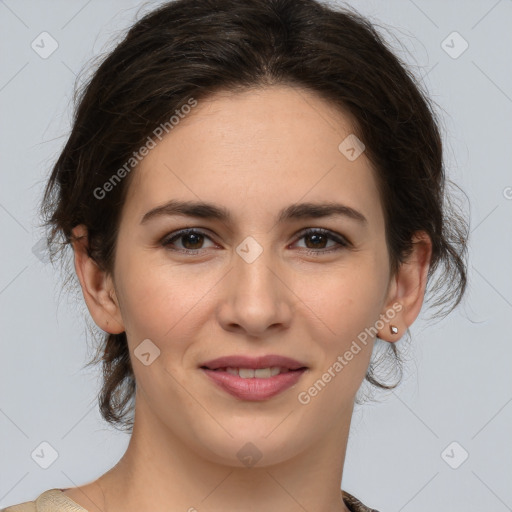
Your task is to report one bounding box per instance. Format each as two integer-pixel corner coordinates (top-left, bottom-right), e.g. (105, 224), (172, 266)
(200, 355), (308, 370)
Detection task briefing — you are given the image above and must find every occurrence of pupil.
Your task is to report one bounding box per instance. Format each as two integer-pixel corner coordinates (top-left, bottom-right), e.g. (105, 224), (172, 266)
(183, 233), (203, 249)
(306, 234), (326, 249)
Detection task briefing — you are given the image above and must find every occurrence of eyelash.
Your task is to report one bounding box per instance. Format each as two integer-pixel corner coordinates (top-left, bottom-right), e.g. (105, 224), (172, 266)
(160, 228), (350, 255)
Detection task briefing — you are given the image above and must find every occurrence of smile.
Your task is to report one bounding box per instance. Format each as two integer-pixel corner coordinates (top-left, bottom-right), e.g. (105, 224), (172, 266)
(200, 367), (307, 401)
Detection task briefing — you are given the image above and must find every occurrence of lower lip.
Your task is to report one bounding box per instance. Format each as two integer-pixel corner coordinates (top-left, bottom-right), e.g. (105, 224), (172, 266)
(201, 368), (307, 401)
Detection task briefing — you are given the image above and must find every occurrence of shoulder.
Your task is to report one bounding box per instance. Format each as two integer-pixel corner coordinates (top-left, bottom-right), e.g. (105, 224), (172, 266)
(1, 499), (36, 512)
(1, 488), (84, 512)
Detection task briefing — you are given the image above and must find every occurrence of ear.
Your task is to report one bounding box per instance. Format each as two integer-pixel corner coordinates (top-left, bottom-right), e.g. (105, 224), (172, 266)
(378, 231), (432, 342)
(71, 224), (125, 334)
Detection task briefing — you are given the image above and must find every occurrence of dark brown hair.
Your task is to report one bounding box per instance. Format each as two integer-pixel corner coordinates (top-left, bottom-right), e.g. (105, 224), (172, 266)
(41, 0), (469, 433)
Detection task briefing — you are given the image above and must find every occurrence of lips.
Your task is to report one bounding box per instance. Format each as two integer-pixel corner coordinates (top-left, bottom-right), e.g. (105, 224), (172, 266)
(199, 354), (308, 401)
(200, 354), (307, 371)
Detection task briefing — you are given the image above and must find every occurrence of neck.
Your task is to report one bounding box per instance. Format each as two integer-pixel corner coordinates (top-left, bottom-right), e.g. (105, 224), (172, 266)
(95, 393), (354, 512)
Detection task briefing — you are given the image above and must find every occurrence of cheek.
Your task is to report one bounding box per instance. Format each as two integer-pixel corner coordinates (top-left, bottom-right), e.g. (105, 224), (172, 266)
(114, 265), (200, 401)
(114, 254), (219, 360)
(295, 258), (388, 336)
(294, 277), (379, 413)
(292, 257), (388, 397)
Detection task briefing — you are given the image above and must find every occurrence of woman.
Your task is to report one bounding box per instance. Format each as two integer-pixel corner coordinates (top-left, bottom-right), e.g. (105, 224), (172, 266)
(2, 0), (468, 511)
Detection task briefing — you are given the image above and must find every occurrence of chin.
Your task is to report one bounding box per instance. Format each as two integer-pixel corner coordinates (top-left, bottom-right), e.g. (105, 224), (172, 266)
(186, 420), (310, 469)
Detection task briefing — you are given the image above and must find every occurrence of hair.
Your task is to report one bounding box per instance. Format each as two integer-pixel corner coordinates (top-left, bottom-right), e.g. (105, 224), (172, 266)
(40, 0), (469, 433)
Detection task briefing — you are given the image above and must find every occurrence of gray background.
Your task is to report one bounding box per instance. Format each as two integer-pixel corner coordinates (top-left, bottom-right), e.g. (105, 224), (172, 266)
(1, 0), (511, 510)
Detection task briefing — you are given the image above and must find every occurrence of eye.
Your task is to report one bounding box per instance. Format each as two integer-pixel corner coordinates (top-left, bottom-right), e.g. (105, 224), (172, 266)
(161, 228), (218, 253)
(292, 228), (350, 254)
(161, 227), (350, 255)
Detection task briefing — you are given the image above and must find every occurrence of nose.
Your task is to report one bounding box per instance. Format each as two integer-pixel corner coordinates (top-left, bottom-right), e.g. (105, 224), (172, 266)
(216, 243), (293, 338)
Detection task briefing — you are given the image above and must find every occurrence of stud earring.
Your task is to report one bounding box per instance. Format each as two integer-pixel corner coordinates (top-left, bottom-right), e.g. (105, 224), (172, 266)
(390, 325), (398, 335)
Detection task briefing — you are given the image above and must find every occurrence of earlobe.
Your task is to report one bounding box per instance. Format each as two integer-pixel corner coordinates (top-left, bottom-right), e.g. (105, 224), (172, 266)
(71, 224), (125, 334)
(379, 301), (403, 342)
(378, 231), (432, 342)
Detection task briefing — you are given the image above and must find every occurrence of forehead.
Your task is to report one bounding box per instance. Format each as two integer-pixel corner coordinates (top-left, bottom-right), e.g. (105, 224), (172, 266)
(122, 85), (384, 229)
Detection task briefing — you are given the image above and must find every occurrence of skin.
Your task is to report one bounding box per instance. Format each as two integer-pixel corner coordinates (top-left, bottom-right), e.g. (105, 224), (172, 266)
(66, 85), (431, 512)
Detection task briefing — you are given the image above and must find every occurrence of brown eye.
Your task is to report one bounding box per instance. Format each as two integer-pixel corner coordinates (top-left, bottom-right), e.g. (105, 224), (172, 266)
(294, 228), (349, 253)
(303, 232), (329, 249)
(161, 229), (216, 252)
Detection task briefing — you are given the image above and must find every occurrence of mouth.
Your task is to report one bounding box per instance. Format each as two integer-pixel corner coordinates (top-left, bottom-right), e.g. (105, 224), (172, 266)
(199, 355), (308, 401)
(200, 366), (304, 378)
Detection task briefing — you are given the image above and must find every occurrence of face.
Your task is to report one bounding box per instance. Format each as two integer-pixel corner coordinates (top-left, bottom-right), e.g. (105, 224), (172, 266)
(82, 85), (408, 466)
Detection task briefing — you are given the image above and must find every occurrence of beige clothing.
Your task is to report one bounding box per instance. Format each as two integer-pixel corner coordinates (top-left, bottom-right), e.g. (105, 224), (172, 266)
(1, 488), (380, 512)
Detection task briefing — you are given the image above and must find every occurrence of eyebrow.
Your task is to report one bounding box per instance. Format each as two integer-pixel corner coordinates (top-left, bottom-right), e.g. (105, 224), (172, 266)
(140, 199), (368, 226)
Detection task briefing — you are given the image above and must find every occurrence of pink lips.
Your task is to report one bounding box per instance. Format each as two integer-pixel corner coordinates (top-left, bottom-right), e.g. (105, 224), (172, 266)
(200, 354), (308, 401)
